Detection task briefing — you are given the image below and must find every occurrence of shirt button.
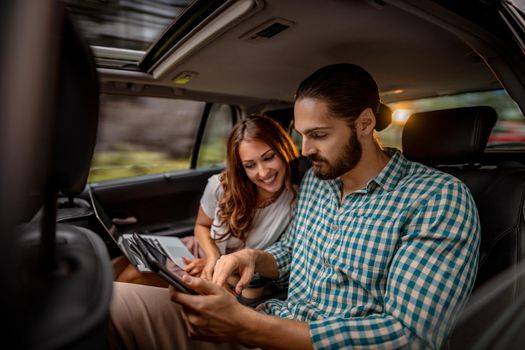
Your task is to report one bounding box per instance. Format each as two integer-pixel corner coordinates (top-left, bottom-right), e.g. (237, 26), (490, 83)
(323, 261), (329, 268)
(332, 224), (338, 231)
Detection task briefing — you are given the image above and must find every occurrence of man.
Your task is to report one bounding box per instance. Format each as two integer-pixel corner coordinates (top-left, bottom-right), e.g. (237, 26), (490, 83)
(109, 64), (480, 349)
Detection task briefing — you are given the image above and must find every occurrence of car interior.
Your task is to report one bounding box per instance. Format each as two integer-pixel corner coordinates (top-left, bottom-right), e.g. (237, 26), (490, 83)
(2, 0), (525, 348)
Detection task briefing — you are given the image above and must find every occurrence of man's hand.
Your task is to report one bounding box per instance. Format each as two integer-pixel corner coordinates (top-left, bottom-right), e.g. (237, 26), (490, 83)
(170, 274), (253, 342)
(212, 249), (257, 295)
(171, 273), (313, 349)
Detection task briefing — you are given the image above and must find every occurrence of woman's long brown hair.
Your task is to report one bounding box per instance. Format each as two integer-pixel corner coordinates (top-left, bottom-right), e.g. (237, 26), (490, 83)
(214, 114), (299, 244)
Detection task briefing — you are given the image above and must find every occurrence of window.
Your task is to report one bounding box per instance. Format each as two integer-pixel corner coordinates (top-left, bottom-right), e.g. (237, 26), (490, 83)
(65, 0), (193, 51)
(197, 104), (235, 168)
(377, 89), (525, 150)
(89, 94), (206, 182)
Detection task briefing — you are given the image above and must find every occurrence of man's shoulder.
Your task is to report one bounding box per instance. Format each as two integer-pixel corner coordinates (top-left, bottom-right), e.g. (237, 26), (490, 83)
(403, 160), (471, 198)
(300, 167), (327, 187)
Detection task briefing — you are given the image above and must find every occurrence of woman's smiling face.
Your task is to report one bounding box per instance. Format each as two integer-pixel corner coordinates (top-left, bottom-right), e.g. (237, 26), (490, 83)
(238, 139), (286, 200)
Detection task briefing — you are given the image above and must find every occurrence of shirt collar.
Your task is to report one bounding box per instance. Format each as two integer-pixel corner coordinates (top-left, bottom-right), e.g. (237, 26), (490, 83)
(325, 148), (409, 195)
(367, 148), (408, 192)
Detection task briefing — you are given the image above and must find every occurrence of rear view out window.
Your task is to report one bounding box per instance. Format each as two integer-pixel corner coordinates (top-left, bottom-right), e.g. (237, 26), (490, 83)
(197, 103), (235, 168)
(378, 89), (525, 150)
(89, 95), (205, 182)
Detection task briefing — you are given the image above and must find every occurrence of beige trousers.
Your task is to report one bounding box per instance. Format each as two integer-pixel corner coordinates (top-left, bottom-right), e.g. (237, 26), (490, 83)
(109, 282), (252, 350)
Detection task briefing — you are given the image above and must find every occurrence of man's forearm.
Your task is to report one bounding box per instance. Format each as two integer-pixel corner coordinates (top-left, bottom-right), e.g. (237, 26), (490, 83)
(239, 307), (313, 350)
(253, 249), (280, 279)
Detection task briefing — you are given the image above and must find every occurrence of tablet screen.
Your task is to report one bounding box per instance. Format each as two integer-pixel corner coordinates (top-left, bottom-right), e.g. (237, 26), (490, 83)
(134, 234), (198, 295)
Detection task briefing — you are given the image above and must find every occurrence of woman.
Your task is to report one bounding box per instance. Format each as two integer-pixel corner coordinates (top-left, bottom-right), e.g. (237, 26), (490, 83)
(114, 114), (299, 285)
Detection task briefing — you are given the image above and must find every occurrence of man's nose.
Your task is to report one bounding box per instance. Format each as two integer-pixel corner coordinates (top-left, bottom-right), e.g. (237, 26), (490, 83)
(301, 139), (313, 157)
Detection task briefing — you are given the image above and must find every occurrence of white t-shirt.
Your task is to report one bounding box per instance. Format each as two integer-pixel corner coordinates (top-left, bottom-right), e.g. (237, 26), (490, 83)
(200, 174), (294, 255)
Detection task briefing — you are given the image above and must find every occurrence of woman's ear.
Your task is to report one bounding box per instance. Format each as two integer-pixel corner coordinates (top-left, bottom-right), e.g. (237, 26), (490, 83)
(356, 107), (376, 136)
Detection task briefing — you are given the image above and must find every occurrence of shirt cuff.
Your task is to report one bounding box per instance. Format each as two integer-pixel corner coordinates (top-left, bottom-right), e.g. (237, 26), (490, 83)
(264, 242), (291, 282)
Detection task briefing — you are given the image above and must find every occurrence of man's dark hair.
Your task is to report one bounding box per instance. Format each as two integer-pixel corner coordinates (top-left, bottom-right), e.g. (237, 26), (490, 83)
(295, 63), (380, 125)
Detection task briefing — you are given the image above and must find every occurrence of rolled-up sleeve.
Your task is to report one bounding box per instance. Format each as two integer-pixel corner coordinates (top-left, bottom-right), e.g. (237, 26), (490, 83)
(199, 174), (221, 218)
(264, 214), (297, 288)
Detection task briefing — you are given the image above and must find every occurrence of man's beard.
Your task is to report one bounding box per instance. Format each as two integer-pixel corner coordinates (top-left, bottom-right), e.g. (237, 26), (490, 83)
(308, 128), (362, 180)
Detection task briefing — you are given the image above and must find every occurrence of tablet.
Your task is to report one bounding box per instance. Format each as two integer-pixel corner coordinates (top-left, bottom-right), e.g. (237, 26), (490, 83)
(133, 233), (198, 295)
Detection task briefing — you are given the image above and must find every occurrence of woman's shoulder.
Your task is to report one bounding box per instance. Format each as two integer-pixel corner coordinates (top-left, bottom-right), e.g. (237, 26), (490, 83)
(207, 173), (221, 186)
(206, 173), (225, 198)
(260, 187), (294, 211)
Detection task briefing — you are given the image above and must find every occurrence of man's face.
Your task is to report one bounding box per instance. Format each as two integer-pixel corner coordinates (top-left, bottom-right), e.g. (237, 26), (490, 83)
(294, 98), (362, 179)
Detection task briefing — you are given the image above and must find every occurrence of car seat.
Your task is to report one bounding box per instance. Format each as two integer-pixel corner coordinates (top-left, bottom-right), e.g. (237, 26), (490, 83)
(402, 106), (525, 348)
(7, 5), (113, 350)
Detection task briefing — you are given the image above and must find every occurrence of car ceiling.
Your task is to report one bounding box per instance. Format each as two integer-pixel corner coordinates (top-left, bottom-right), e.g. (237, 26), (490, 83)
(99, 0), (505, 108)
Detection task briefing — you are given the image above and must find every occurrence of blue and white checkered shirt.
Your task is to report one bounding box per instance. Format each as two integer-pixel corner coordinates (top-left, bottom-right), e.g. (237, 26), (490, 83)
(263, 149), (480, 349)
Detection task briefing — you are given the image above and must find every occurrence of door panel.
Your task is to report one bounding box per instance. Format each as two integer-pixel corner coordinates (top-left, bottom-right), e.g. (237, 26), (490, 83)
(83, 95), (235, 242)
(89, 167), (222, 237)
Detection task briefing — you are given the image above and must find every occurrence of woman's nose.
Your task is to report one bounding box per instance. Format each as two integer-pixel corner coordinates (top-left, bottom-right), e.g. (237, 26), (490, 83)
(257, 164), (270, 177)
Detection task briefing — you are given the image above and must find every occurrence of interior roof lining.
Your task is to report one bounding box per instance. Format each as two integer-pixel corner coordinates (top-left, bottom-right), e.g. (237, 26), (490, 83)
(98, 0), (509, 109)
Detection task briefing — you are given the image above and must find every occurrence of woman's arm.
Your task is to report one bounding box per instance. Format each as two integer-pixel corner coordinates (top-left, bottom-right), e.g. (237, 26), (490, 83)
(194, 206), (220, 258)
(185, 206), (221, 280)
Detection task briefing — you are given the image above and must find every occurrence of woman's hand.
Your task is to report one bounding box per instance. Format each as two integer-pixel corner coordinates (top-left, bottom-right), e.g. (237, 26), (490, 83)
(212, 249), (257, 295)
(183, 256), (219, 280)
(201, 256), (219, 281)
(183, 258), (206, 276)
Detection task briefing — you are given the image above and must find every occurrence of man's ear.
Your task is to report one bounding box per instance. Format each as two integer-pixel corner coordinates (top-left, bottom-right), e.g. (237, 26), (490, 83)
(356, 107), (376, 136)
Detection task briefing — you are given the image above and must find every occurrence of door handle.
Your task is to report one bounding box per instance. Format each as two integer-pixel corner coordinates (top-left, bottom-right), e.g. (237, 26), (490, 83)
(112, 216), (138, 225)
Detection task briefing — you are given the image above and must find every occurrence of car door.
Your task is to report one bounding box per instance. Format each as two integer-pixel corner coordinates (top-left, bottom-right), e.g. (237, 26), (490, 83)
(500, 0), (525, 53)
(84, 94), (236, 244)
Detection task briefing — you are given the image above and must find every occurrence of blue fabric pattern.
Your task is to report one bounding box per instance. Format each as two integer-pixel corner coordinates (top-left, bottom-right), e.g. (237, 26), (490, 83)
(263, 149), (480, 349)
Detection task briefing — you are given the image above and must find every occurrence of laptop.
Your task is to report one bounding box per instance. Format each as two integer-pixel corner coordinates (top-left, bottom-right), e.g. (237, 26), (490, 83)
(87, 187), (194, 273)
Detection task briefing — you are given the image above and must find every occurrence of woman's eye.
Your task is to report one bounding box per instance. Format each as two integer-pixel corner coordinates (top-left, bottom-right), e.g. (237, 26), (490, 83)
(263, 154), (275, 161)
(244, 163), (254, 169)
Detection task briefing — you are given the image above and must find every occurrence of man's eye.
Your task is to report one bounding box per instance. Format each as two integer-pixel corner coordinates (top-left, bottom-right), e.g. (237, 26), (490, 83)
(311, 133), (326, 139)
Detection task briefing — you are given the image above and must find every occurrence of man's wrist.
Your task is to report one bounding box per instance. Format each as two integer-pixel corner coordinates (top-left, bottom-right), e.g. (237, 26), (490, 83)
(250, 248), (261, 267)
(235, 304), (267, 346)
(234, 309), (313, 350)
(252, 249), (279, 279)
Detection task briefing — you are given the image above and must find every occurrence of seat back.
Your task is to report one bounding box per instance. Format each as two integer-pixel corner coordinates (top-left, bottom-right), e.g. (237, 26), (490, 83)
(444, 163), (525, 289)
(11, 6), (113, 349)
(402, 106), (525, 293)
(403, 106), (525, 348)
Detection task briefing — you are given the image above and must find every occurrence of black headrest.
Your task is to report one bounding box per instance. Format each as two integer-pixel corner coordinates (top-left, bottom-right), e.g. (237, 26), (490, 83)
(264, 107), (294, 130)
(402, 106), (497, 165)
(375, 103), (392, 131)
(50, 16), (99, 195)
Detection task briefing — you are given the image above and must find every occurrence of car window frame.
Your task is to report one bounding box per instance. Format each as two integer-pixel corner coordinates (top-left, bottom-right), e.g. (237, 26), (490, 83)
(190, 103), (237, 169)
(89, 93), (238, 183)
